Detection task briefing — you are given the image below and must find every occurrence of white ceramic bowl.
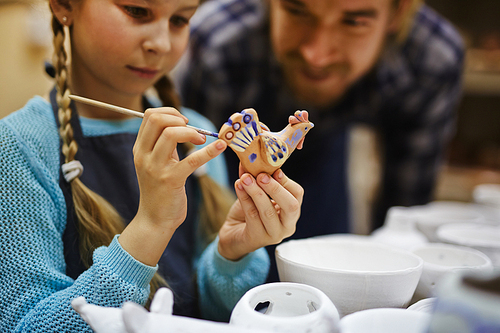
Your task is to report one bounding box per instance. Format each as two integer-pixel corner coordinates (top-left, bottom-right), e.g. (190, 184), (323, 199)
(437, 223), (500, 268)
(407, 297), (437, 313)
(412, 202), (487, 242)
(339, 308), (431, 333)
(371, 206), (428, 251)
(229, 282), (339, 333)
(410, 243), (493, 301)
(473, 183), (500, 208)
(311, 233), (371, 242)
(275, 238), (423, 317)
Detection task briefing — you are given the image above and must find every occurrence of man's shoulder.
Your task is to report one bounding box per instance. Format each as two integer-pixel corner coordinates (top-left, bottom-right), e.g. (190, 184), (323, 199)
(188, 0), (267, 50)
(405, 5), (464, 72)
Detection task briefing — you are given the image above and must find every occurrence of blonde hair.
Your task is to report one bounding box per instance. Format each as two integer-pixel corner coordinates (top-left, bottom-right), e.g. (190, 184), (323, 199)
(50, 11), (234, 302)
(393, 0), (423, 44)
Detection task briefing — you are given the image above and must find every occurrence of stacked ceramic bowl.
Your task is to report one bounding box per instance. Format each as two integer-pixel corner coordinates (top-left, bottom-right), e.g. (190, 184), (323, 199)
(473, 183), (500, 209)
(339, 308), (431, 333)
(436, 223), (500, 268)
(411, 201), (488, 242)
(409, 243), (493, 301)
(275, 238), (423, 318)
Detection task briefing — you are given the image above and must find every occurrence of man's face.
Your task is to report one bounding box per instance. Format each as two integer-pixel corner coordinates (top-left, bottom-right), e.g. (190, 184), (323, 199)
(270, 0), (397, 108)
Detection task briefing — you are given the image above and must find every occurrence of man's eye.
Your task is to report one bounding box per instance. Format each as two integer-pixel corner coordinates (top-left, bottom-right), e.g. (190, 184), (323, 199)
(170, 15), (189, 28)
(343, 18), (368, 27)
(124, 6), (149, 19)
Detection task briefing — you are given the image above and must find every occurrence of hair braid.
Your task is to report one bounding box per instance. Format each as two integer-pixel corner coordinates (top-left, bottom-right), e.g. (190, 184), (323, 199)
(51, 13), (167, 305)
(51, 15), (124, 266)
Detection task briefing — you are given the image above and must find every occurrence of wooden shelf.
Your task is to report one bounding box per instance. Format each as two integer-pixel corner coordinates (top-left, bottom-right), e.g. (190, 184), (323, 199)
(464, 71), (500, 96)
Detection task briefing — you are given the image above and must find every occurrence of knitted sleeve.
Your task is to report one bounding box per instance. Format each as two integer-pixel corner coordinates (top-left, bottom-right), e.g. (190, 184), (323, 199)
(196, 238), (270, 322)
(0, 102), (156, 332)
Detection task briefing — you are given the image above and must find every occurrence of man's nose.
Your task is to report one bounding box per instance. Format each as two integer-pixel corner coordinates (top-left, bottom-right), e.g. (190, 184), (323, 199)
(299, 25), (341, 67)
(142, 20), (171, 54)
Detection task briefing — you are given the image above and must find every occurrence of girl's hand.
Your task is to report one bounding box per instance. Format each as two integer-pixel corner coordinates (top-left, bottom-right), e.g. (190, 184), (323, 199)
(217, 169), (304, 261)
(120, 107), (227, 266)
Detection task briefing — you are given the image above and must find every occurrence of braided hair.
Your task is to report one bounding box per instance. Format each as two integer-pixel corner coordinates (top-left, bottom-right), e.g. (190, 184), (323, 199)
(50, 9), (234, 304)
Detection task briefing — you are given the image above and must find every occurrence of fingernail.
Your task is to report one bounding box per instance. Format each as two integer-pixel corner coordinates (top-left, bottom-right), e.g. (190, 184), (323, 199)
(236, 180), (244, 191)
(216, 140), (225, 150)
(260, 174), (270, 184)
(242, 174), (253, 186)
(199, 133), (206, 140)
(275, 169), (284, 180)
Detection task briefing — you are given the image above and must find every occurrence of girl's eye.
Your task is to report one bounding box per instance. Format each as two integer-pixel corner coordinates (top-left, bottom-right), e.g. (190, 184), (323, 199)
(285, 6), (306, 16)
(282, 4), (307, 17)
(124, 6), (150, 19)
(170, 15), (189, 28)
(280, 0), (308, 17)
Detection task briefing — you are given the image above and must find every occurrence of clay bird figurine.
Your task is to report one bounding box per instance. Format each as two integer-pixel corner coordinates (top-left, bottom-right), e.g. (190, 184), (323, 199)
(219, 108), (314, 177)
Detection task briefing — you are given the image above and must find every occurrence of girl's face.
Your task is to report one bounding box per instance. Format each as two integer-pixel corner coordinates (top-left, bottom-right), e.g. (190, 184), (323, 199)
(69, 0), (198, 97)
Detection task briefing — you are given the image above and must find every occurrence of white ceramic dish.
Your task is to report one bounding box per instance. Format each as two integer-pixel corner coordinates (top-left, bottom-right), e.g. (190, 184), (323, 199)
(339, 308), (431, 333)
(437, 223), (500, 268)
(229, 282), (339, 333)
(410, 243), (493, 301)
(275, 238), (423, 317)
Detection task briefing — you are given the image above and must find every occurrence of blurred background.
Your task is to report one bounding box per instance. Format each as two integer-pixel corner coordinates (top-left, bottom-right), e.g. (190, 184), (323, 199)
(1, 0), (499, 204)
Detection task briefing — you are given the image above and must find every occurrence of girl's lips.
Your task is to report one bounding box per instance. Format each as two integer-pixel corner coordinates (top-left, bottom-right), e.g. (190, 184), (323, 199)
(127, 65), (159, 79)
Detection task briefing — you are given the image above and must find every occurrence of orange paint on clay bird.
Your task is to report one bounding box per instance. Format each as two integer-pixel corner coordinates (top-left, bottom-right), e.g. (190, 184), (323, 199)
(219, 109), (314, 177)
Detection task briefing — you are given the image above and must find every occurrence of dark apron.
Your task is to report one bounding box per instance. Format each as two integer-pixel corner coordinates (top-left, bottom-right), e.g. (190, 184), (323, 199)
(50, 88), (200, 317)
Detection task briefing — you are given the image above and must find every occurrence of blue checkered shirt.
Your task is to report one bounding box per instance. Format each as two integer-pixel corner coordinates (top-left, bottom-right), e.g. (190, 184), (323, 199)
(173, 0), (464, 236)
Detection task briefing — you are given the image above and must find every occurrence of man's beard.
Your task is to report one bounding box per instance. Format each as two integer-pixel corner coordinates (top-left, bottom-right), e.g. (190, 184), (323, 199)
(280, 53), (351, 109)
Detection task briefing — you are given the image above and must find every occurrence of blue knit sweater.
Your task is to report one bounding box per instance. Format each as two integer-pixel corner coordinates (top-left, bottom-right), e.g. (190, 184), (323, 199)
(0, 96), (269, 332)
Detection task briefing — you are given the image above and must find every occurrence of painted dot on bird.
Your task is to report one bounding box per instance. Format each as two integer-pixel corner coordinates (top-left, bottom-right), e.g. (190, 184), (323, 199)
(225, 132), (234, 140)
(243, 114), (252, 124)
(249, 153), (257, 163)
(232, 122), (241, 131)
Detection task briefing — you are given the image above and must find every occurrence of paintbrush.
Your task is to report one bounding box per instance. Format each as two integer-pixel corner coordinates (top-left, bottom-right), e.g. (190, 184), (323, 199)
(68, 94), (219, 138)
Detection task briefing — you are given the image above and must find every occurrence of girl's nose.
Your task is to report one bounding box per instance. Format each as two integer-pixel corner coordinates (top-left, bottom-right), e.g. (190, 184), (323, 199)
(142, 20), (171, 54)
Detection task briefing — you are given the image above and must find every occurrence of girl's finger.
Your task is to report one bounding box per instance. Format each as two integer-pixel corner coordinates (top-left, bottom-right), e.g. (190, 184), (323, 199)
(175, 139), (227, 179)
(135, 109), (188, 154)
(150, 126), (206, 166)
(255, 171), (302, 230)
(272, 169), (304, 205)
(137, 107), (187, 140)
(239, 173), (282, 237)
(234, 177), (267, 237)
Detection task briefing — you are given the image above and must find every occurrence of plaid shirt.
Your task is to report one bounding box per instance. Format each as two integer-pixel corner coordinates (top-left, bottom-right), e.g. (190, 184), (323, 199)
(174, 0), (464, 236)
